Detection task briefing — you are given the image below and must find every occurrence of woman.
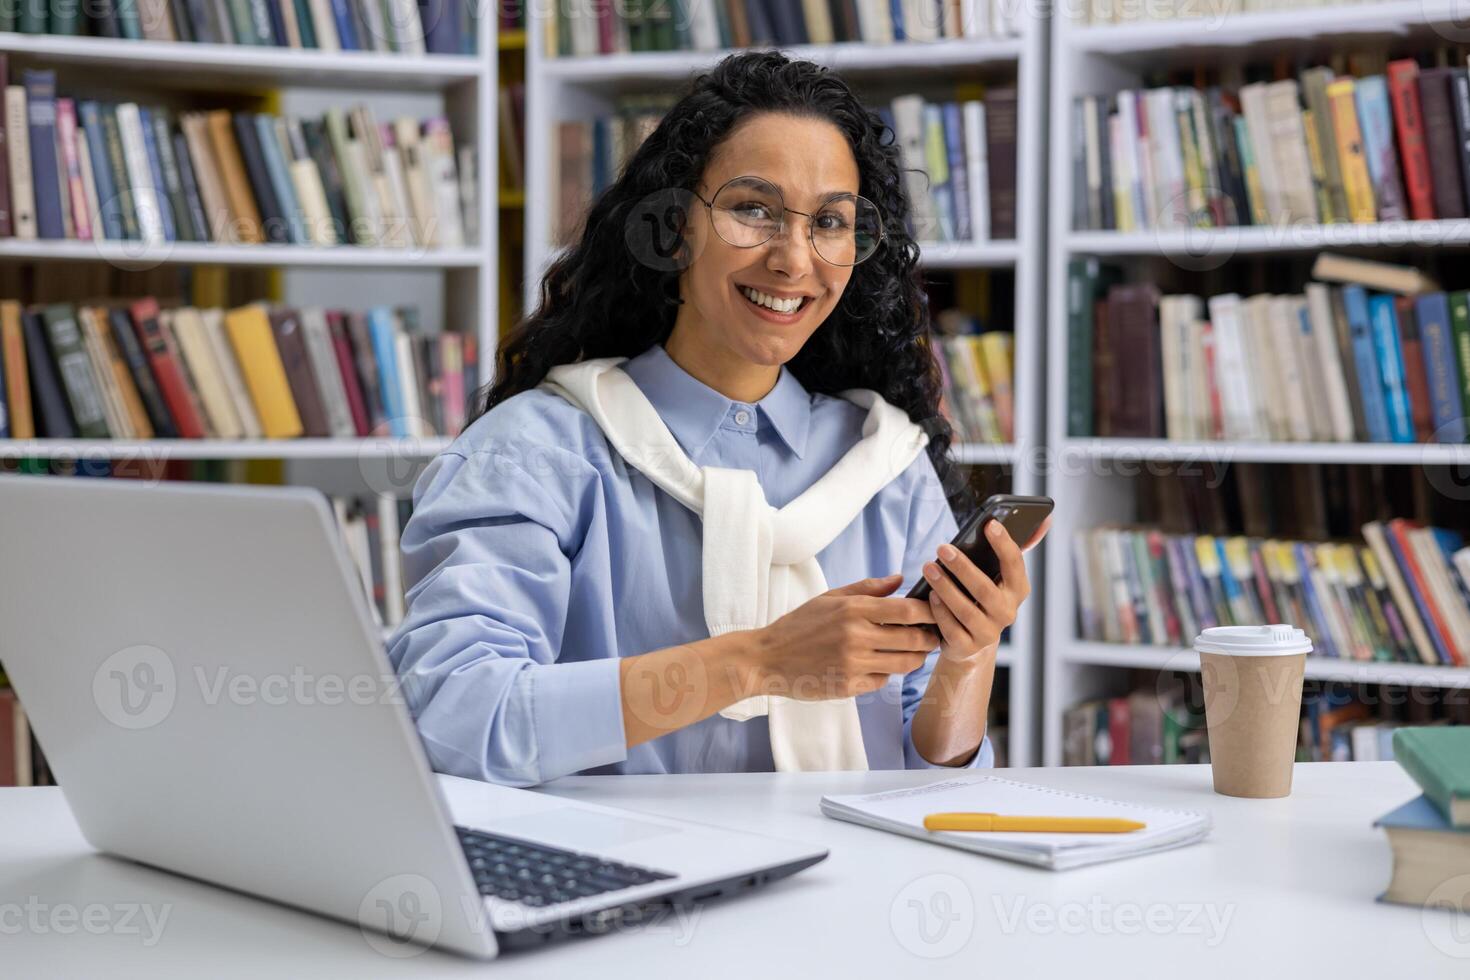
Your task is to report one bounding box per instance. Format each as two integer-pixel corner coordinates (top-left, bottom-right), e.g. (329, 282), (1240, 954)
(389, 50), (1047, 786)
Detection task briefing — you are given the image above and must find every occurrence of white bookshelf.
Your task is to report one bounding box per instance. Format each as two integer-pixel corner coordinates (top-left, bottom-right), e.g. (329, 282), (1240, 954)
(1, 30), (498, 464)
(1041, 2), (1470, 764)
(522, 12), (1050, 766)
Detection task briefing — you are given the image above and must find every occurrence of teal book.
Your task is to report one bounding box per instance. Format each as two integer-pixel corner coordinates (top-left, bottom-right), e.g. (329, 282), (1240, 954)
(1393, 727), (1470, 827)
(1367, 293), (1416, 443)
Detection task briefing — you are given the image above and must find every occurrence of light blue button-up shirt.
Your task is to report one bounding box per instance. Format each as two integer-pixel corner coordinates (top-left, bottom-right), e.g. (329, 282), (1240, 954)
(388, 343), (994, 786)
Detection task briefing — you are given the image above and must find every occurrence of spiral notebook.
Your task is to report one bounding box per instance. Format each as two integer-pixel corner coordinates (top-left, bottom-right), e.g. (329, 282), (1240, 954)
(821, 776), (1212, 870)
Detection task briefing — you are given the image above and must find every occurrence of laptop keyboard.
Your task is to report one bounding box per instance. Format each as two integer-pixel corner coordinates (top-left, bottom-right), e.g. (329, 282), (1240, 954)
(455, 826), (676, 907)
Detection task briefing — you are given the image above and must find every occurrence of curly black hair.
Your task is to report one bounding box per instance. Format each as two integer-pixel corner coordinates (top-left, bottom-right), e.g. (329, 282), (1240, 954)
(476, 49), (968, 513)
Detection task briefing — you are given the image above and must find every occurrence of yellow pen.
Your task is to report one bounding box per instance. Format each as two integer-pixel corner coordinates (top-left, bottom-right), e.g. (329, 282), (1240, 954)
(923, 812), (1146, 833)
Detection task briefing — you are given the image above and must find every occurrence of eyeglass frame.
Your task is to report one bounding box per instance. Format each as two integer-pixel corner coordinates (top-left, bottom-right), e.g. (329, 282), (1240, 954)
(688, 175), (886, 267)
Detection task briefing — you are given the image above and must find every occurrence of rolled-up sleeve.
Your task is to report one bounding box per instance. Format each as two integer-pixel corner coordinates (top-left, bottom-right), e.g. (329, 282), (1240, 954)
(388, 449), (628, 787)
(896, 453), (994, 770)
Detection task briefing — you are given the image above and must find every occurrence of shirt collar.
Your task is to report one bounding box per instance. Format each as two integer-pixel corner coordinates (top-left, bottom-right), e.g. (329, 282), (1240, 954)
(621, 344), (811, 460)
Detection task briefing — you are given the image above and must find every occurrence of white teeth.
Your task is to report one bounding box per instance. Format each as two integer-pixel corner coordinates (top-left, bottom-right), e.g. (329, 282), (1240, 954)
(739, 286), (804, 314)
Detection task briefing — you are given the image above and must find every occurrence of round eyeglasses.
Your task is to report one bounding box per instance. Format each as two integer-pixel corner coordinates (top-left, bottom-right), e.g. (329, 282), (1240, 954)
(690, 175), (884, 267)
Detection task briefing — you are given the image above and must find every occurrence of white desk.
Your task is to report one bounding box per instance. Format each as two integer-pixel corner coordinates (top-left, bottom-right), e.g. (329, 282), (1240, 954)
(0, 762), (1461, 977)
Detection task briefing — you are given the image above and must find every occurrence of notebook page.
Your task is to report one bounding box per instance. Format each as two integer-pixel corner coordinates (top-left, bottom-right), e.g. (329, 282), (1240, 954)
(824, 776), (1209, 854)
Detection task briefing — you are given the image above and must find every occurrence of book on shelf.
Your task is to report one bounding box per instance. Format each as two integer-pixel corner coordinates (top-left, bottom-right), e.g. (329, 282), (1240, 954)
(0, 0), (478, 54)
(544, 0), (1020, 57)
(553, 87), (1017, 247)
(1072, 53), (1470, 232)
(930, 319), (1013, 445)
(0, 296), (476, 441)
(1071, 519), (1470, 667)
(0, 60), (477, 250)
(1068, 258), (1470, 444)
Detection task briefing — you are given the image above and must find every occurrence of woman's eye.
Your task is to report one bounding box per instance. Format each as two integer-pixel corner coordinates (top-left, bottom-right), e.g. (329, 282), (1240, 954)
(732, 202), (774, 220)
(815, 212), (851, 231)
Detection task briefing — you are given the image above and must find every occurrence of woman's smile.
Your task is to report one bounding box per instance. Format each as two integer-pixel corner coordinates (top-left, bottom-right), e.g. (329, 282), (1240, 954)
(735, 281), (819, 323)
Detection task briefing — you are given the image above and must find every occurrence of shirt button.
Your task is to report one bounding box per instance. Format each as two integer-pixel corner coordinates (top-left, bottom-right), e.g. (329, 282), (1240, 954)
(734, 410), (751, 426)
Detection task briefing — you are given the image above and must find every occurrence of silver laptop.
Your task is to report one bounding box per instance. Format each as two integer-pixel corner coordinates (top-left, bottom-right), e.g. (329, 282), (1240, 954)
(0, 475), (826, 959)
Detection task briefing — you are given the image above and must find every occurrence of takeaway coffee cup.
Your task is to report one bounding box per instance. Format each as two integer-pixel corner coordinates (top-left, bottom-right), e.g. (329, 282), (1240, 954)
(1195, 624), (1313, 799)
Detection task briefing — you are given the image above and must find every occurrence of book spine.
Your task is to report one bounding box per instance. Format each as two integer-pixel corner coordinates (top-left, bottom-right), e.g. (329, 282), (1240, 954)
(130, 298), (206, 438)
(22, 70), (63, 240)
(1388, 59), (1436, 222)
(1354, 76), (1408, 223)
(1367, 294), (1415, 444)
(1415, 293), (1465, 444)
(42, 304), (110, 438)
(1342, 286), (1393, 443)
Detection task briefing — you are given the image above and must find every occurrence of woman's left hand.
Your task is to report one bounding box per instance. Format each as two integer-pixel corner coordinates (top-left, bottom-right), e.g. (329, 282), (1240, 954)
(921, 516), (1051, 664)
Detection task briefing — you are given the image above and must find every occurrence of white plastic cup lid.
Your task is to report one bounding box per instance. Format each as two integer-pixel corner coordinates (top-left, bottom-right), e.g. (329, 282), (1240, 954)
(1193, 624), (1313, 657)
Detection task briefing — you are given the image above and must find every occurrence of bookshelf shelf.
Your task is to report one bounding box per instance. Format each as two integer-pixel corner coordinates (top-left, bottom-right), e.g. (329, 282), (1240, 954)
(1068, 0), (1468, 54)
(952, 441), (1019, 465)
(0, 240), (484, 269)
(916, 240), (1020, 268)
(540, 37), (1024, 83)
(1041, 1), (1470, 764)
(0, 33), (482, 90)
(1062, 438), (1470, 466)
(1064, 640), (1470, 690)
(0, 437), (456, 460)
(522, 11), (1049, 764)
(1067, 220), (1470, 256)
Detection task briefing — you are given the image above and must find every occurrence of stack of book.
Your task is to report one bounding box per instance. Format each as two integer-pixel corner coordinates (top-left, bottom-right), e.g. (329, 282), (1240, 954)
(555, 88), (1018, 245)
(932, 321), (1014, 444)
(2, 64), (477, 248)
(1063, 679), (1470, 766)
(1071, 0), (1379, 28)
(1376, 727), (1470, 913)
(1, 0), (477, 53)
(0, 298), (475, 440)
(546, 0), (1021, 56)
(1067, 255), (1470, 442)
(1072, 56), (1470, 231)
(1072, 520), (1470, 666)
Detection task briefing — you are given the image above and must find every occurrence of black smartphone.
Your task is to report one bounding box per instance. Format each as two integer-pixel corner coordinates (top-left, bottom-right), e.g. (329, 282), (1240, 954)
(906, 494), (1054, 603)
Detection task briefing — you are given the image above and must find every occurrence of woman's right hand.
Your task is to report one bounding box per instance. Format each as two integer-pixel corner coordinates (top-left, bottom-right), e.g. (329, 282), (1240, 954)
(740, 573), (940, 702)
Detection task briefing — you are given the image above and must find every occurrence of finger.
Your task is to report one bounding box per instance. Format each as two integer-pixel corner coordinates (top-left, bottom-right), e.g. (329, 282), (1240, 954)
(869, 623), (942, 653)
(1021, 515), (1051, 553)
(853, 595), (937, 625)
(987, 520), (1030, 598)
(936, 543), (1007, 613)
(826, 573), (903, 598)
(929, 590), (972, 650)
(923, 560), (991, 635)
(859, 649), (931, 677)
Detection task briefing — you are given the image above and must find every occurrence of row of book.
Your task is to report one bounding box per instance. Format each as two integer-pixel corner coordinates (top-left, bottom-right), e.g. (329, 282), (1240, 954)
(0, 298), (477, 440)
(1062, 677), (1470, 767)
(1, 0), (478, 53)
(547, 0), (1021, 57)
(335, 491), (412, 630)
(554, 88), (1019, 247)
(932, 323), (1014, 444)
(1070, 0), (1383, 27)
(1071, 55), (1470, 232)
(1072, 521), (1470, 667)
(1067, 255), (1470, 443)
(1, 63), (477, 249)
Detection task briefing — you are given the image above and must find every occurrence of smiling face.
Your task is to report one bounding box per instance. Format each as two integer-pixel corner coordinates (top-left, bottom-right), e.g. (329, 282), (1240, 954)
(670, 111), (861, 376)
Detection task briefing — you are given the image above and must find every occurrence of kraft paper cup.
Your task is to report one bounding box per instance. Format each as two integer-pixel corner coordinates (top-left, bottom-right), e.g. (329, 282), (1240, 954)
(1195, 625), (1312, 799)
